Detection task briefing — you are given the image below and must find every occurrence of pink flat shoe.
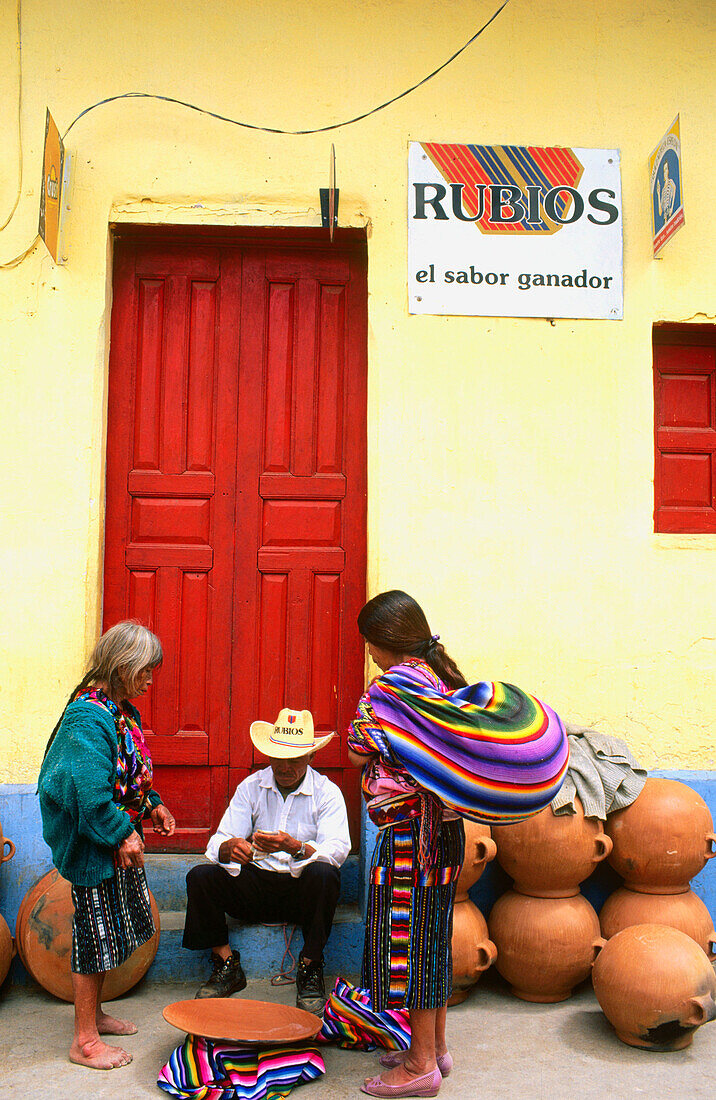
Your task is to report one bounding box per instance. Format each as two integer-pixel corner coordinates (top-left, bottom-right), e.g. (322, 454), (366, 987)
(361, 1066), (442, 1098)
(379, 1051), (452, 1078)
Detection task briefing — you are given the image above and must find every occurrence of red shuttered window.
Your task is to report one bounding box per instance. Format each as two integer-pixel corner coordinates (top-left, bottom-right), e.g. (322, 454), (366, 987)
(654, 325), (716, 533)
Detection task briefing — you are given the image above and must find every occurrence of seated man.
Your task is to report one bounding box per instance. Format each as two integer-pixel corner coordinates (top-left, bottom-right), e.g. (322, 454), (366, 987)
(183, 708), (350, 1014)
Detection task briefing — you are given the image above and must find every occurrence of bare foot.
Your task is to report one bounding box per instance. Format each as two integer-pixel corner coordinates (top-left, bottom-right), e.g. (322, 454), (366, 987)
(96, 1010), (138, 1036)
(69, 1037), (133, 1069)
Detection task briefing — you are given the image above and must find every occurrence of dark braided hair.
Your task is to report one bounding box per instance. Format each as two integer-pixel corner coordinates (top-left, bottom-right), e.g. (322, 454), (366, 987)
(357, 590), (467, 689)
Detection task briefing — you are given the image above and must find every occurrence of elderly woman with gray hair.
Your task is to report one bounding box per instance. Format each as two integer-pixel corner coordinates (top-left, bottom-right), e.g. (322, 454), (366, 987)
(39, 621), (175, 1070)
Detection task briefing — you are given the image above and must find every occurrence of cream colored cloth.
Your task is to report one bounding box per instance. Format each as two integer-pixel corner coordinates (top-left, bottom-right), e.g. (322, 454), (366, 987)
(550, 726), (647, 820)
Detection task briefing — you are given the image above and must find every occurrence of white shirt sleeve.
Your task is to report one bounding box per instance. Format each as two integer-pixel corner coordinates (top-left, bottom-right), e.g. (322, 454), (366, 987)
(204, 777), (255, 877)
(288, 778), (351, 878)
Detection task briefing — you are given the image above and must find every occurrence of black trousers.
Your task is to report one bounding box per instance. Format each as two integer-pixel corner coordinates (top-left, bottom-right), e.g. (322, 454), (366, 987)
(183, 861), (341, 961)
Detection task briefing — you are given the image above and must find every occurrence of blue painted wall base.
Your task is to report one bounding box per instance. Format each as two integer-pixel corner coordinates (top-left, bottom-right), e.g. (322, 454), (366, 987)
(2, 771), (715, 989)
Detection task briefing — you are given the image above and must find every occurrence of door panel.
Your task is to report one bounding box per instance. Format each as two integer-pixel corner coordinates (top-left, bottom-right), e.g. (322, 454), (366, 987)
(106, 231), (367, 848)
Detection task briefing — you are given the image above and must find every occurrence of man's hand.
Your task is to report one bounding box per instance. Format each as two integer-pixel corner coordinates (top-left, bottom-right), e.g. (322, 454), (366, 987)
(218, 837), (255, 865)
(252, 830), (298, 855)
(150, 804), (176, 836)
(117, 829), (145, 869)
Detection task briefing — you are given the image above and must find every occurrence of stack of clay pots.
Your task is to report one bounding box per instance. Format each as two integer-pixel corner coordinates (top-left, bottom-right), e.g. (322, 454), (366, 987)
(600, 778), (716, 959)
(448, 822), (498, 1005)
(488, 798), (612, 1002)
(0, 818), (16, 985)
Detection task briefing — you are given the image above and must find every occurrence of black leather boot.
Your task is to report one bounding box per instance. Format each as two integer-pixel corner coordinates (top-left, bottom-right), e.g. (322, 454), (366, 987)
(194, 950), (247, 999)
(295, 953), (327, 1015)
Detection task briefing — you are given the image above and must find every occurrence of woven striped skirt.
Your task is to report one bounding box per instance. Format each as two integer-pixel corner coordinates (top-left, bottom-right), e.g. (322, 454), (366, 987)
(362, 817), (464, 1011)
(71, 867), (155, 974)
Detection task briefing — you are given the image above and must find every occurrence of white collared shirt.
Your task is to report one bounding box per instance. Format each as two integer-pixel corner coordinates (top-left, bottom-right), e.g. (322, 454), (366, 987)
(204, 765), (351, 877)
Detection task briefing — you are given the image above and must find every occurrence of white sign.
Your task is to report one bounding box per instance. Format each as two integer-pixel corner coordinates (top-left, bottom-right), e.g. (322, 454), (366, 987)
(408, 142), (623, 319)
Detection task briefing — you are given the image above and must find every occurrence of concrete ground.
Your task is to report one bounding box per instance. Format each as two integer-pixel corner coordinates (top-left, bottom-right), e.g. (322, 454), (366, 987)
(1, 971), (715, 1100)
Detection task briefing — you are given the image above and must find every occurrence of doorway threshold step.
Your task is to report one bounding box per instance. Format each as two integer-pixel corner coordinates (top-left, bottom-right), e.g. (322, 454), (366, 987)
(145, 853), (360, 911)
(147, 903), (364, 983)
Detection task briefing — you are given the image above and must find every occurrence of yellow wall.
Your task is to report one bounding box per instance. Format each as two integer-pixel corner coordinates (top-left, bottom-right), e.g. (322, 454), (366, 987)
(1, 0), (715, 782)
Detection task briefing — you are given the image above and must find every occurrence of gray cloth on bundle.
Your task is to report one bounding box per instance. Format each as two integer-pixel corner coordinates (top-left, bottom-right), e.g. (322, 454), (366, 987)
(550, 725), (647, 820)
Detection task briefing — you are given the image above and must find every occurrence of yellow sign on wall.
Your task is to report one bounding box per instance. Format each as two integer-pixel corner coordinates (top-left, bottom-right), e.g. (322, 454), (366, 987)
(38, 109), (65, 263)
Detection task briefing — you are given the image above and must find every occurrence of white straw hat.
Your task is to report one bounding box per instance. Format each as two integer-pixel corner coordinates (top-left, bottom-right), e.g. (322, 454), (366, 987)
(249, 708), (334, 759)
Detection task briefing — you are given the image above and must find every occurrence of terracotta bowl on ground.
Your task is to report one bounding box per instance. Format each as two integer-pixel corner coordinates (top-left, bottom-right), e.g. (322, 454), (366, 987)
(163, 998), (322, 1043)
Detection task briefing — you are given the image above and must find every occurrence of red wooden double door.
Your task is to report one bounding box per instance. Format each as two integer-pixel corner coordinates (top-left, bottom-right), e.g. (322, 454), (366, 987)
(104, 229), (367, 849)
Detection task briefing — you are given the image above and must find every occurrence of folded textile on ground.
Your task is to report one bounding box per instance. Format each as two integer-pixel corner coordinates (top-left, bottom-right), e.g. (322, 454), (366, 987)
(157, 1035), (325, 1100)
(318, 978), (410, 1051)
(550, 727), (647, 820)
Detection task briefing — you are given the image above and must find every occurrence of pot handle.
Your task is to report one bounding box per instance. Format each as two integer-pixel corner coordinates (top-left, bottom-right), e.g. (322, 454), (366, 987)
(473, 940), (498, 974)
(1, 837), (15, 864)
(473, 837), (498, 865)
(593, 833), (613, 861)
(590, 937), (607, 967)
(704, 834), (716, 860)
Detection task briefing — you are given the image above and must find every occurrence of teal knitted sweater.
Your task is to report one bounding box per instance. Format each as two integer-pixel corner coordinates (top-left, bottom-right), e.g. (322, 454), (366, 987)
(38, 699), (162, 886)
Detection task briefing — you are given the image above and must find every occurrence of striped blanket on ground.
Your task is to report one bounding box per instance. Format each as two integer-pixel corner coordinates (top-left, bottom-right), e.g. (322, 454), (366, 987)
(318, 978), (411, 1051)
(157, 1036), (325, 1100)
(368, 665), (568, 825)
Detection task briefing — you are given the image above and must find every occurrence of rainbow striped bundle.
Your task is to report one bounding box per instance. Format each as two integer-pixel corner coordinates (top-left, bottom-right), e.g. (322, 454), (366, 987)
(157, 1035), (325, 1100)
(368, 666), (568, 825)
(317, 978), (410, 1051)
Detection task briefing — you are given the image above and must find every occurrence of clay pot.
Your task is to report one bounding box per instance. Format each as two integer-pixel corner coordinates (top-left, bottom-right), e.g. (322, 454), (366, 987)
(15, 869), (160, 1002)
(606, 778), (716, 894)
(448, 897), (497, 1005)
(592, 924), (716, 1050)
(455, 822), (497, 901)
(494, 798), (612, 897)
(600, 887), (716, 960)
(0, 914), (15, 985)
(488, 890), (604, 1003)
(0, 821), (15, 865)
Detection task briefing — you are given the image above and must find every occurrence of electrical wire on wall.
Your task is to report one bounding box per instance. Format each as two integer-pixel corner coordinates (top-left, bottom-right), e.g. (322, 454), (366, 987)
(0, 0), (513, 268)
(62, 0), (512, 140)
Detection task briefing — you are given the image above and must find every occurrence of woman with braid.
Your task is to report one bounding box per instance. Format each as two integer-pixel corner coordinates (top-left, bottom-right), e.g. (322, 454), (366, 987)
(39, 621), (175, 1070)
(348, 591), (568, 1098)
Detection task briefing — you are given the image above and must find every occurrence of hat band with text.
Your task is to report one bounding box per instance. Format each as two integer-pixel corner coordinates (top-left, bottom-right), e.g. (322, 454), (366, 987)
(270, 725), (311, 747)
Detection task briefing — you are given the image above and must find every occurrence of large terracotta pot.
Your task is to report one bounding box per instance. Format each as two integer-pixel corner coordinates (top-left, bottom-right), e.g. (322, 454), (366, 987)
(0, 821), (15, 865)
(455, 822), (497, 901)
(0, 914), (15, 985)
(488, 890), (604, 1003)
(592, 924), (716, 1050)
(15, 869), (160, 1002)
(494, 798), (612, 898)
(448, 897), (497, 1005)
(606, 778), (716, 894)
(600, 887), (716, 960)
